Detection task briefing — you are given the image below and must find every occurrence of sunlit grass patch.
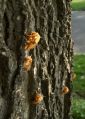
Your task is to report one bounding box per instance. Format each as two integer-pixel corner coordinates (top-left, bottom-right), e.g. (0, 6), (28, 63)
(71, 0), (85, 10)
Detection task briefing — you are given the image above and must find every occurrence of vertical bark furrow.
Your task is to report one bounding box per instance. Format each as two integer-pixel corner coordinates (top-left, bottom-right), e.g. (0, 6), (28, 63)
(9, 0), (29, 118)
(26, 1), (35, 32)
(3, 1), (16, 51)
(0, 1), (17, 119)
(27, 1), (50, 118)
(64, 2), (73, 119)
(0, 0), (7, 45)
(28, 0), (40, 31)
(0, 48), (17, 119)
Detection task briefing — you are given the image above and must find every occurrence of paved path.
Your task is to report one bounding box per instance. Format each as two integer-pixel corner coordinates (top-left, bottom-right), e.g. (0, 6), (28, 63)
(72, 11), (85, 54)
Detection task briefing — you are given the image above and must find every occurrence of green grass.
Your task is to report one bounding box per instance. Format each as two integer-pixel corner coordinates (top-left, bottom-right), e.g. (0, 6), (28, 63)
(72, 55), (85, 119)
(71, 0), (85, 10)
(72, 98), (85, 119)
(73, 55), (85, 95)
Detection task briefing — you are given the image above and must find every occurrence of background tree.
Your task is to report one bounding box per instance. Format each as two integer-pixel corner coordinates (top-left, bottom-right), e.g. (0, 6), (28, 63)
(0, 0), (73, 119)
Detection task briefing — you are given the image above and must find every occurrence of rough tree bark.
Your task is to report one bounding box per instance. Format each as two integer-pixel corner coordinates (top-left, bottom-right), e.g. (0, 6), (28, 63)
(0, 0), (73, 119)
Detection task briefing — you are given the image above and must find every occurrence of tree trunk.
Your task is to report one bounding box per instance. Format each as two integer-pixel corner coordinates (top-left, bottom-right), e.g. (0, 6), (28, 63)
(0, 0), (73, 119)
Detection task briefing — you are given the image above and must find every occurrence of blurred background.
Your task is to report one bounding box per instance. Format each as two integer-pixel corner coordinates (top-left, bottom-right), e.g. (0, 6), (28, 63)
(71, 0), (85, 119)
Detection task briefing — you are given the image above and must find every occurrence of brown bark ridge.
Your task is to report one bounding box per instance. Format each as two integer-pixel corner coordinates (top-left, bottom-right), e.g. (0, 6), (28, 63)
(0, 0), (73, 119)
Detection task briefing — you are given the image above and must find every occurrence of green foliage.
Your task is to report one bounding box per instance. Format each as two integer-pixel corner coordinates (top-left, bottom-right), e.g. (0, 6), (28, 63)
(71, 0), (85, 10)
(73, 55), (85, 94)
(72, 55), (85, 119)
(72, 98), (85, 119)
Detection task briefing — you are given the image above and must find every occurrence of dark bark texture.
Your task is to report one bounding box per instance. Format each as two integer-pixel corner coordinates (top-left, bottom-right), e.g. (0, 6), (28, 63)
(0, 0), (73, 119)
